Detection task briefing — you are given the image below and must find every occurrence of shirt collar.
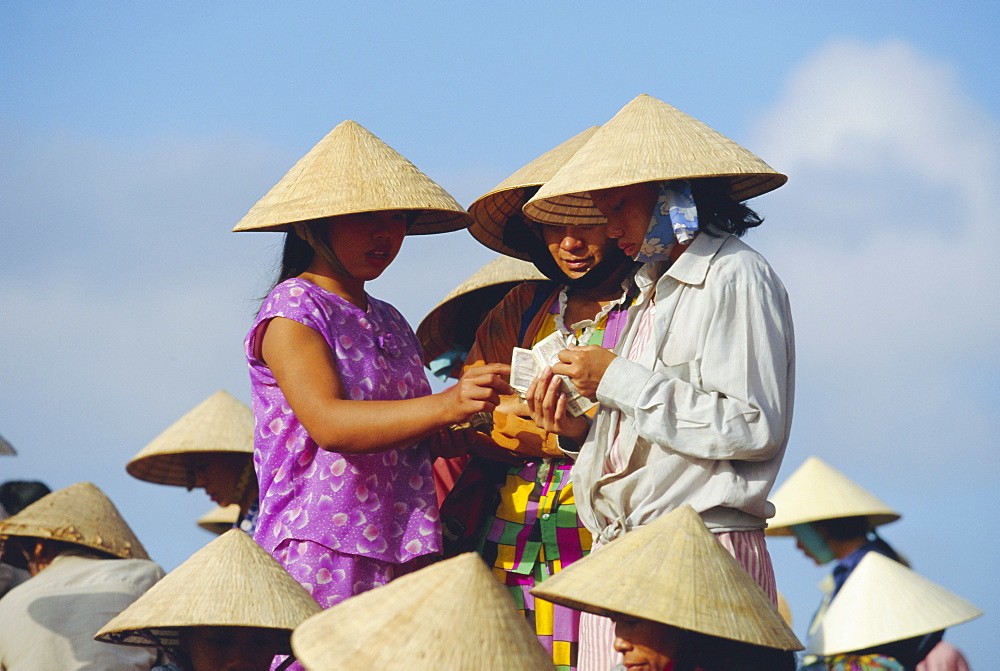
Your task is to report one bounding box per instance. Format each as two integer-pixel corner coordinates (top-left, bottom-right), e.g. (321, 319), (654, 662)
(664, 231), (731, 286)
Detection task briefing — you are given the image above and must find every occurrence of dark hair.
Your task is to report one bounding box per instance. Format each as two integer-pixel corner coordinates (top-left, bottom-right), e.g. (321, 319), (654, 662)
(0, 480), (51, 516)
(675, 632), (797, 671)
(812, 515), (872, 542)
(690, 177), (764, 238)
(275, 229), (315, 287)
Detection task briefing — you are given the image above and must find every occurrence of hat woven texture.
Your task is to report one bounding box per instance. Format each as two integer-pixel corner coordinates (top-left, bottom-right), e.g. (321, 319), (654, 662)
(468, 126), (600, 259)
(523, 94), (786, 226)
(805, 552), (982, 655)
(765, 456), (900, 535)
(531, 505), (802, 651)
(416, 255), (546, 366)
(197, 504), (240, 536)
(292, 552), (555, 670)
(233, 120), (471, 234)
(0, 481), (149, 560)
(126, 390), (254, 487)
(96, 529), (321, 651)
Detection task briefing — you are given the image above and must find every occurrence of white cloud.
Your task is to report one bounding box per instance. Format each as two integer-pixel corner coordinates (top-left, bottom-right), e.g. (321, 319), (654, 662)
(749, 39), (1000, 368)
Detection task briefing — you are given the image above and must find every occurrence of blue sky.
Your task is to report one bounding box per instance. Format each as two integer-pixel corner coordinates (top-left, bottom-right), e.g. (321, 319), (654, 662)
(2, 2), (997, 663)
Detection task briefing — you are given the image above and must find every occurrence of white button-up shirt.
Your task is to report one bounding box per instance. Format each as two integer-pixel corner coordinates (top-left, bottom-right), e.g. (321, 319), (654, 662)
(571, 232), (795, 544)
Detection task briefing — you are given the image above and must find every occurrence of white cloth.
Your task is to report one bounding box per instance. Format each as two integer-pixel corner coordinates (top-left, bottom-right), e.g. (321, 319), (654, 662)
(0, 552), (164, 670)
(572, 232), (795, 543)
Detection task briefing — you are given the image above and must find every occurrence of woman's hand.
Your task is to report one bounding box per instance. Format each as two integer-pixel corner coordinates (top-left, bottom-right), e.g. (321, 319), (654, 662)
(551, 345), (616, 401)
(442, 363), (513, 425)
(525, 367), (591, 444)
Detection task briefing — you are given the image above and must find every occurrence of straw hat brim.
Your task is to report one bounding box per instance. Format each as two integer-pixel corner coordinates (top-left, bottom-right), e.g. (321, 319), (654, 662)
(416, 256), (546, 366)
(292, 553), (555, 670)
(126, 390), (254, 487)
(0, 482), (149, 561)
(523, 94), (786, 226)
(197, 504), (240, 535)
(766, 457), (901, 536)
(531, 506), (802, 651)
(805, 552), (982, 655)
(232, 120), (471, 235)
(96, 529), (320, 651)
(468, 126), (600, 258)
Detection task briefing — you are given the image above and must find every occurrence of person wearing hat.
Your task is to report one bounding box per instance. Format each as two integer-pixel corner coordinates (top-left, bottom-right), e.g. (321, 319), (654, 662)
(767, 457), (971, 671)
(0, 480), (51, 599)
(800, 552), (981, 671)
(128, 390), (260, 534)
(435, 127), (639, 670)
(0, 482), (165, 670)
(530, 505), (802, 671)
(234, 120), (513, 612)
(519, 94), (795, 670)
(291, 552), (557, 670)
(96, 529), (322, 671)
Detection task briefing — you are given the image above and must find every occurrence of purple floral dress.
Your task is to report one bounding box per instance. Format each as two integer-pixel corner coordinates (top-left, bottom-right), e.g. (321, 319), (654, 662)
(245, 278), (441, 607)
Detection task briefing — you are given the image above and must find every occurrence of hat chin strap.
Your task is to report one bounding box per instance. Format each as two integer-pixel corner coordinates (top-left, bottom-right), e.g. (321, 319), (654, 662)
(293, 222), (354, 279)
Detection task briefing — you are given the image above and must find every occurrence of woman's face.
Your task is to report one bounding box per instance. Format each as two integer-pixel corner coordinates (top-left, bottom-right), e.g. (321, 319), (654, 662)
(589, 183), (659, 258)
(190, 453), (250, 507)
(181, 626), (283, 671)
(324, 210), (407, 281)
(541, 224), (616, 279)
(613, 617), (684, 671)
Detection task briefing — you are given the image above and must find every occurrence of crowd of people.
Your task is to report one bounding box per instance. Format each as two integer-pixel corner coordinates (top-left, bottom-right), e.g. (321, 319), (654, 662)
(0, 94), (981, 670)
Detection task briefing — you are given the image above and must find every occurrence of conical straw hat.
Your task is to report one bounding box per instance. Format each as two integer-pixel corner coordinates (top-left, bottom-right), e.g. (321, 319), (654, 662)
(197, 504), (240, 535)
(531, 505), (802, 651)
(523, 94), (786, 226)
(233, 120), (471, 235)
(416, 255), (546, 368)
(468, 126), (600, 259)
(96, 529), (321, 652)
(126, 390), (254, 487)
(0, 482), (149, 560)
(0, 432), (14, 455)
(291, 552), (556, 670)
(765, 457), (900, 536)
(805, 552), (982, 655)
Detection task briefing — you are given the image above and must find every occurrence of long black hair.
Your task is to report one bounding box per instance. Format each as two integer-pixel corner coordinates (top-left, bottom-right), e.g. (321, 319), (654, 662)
(690, 177), (764, 238)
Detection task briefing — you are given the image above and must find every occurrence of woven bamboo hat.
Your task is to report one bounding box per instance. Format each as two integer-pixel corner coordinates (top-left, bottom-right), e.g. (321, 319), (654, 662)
(291, 552), (555, 670)
(468, 126), (600, 259)
(531, 505), (802, 651)
(0, 481), (149, 562)
(126, 390), (254, 488)
(233, 120), (471, 235)
(197, 504), (240, 535)
(96, 529), (321, 652)
(765, 457), (901, 536)
(416, 255), (546, 368)
(523, 94), (786, 226)
(0, 432), (14, 455)
(805, 552), (982, 655)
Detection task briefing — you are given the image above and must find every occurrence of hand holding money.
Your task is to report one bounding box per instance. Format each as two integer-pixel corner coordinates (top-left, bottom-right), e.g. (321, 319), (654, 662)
(524, 366), (591, 444)
(510, 332), (595, 416)
(550, 345), (616, 401)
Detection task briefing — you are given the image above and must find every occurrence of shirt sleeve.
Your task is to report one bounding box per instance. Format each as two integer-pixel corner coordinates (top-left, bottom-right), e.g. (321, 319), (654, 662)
(597, 271), (793, 462)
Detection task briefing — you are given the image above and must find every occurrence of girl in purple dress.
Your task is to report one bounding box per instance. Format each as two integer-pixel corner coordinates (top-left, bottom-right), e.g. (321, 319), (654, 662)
(234, 120), (511, 613)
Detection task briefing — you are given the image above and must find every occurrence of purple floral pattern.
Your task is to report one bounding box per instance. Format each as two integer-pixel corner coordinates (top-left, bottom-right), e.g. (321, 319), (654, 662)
(245, 279), (441, 577)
